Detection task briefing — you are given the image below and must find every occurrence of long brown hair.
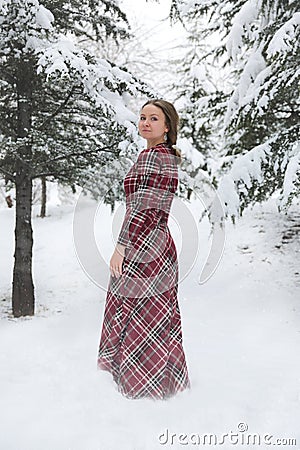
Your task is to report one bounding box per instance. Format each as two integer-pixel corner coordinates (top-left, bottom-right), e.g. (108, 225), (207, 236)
(142, 99), (181, 160)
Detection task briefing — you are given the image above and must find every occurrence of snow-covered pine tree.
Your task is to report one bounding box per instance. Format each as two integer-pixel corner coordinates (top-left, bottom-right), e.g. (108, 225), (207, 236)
(170, 0), (300, 220)
(0, 0), (151, 317)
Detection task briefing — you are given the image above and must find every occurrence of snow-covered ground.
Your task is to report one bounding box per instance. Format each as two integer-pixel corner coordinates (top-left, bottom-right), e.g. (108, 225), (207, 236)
(0, 191), (300, 450)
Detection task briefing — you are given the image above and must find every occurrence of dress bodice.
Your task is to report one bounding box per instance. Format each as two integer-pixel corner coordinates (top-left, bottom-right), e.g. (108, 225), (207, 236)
(117, 143), (178, 248)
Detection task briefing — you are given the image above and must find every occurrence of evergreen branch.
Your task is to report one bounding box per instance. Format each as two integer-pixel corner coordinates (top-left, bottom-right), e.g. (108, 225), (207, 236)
(45, 119), (110, 130)
(32, 144), (120, 172)
(74, 27), (99, 42)
(37, 85), (76, 131)
(31, 168), (76, 180)
(51, 145), (118, 161)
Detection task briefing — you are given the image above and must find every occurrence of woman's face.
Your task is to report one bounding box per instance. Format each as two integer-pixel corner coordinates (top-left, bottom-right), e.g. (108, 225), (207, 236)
(138, 104), (169, 146)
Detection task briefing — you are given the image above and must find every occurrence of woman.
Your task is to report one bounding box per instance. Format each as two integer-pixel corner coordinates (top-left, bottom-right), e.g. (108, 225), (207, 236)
(97, 99), (190, 399)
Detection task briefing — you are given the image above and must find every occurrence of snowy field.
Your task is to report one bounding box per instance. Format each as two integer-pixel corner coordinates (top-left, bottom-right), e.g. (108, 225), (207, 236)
(0, 191), (300, 450)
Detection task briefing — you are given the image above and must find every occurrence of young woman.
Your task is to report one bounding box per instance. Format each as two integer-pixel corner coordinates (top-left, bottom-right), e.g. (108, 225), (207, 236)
(97, 99), (190, 399)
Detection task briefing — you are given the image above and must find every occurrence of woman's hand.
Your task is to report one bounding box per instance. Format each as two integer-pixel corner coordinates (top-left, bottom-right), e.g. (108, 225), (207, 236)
(110, 243), (126, 278)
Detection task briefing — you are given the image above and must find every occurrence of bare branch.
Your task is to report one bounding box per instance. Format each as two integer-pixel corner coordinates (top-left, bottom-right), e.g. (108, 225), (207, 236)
(32, 144), (119, 174)
(37, 85), (77, 131)
(0, 166), (15, 181)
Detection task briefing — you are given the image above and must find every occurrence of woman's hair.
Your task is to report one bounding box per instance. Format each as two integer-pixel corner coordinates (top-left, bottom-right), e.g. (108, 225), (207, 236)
(141, 99), (181, 160)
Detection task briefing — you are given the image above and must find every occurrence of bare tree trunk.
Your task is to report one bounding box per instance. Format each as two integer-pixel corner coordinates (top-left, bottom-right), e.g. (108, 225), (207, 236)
(12, 59), (35, 317)
(40, 176), (47, 218)
(12, 170), (34, 317)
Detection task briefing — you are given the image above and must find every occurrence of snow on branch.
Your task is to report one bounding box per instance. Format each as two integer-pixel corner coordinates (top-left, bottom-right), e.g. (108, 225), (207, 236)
(34, 36), (137, 131)
(226, 0), (259, 62)
(214, 141), (272, 219)
(35, 3), (54, 30)
(267, 12), (300, 57)
(278, 143), (300, 208)
(175, 0), (208, 16)
(0, 1), (139, 136)
(0, 1), (54, 47)
(224, 47), (267, 125)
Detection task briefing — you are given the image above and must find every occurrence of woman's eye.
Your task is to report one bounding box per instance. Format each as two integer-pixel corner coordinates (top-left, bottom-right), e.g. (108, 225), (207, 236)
(139, 116), (158, 121)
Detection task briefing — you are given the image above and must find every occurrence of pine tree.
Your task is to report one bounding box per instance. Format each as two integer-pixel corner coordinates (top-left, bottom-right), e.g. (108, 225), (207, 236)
(170, 0), (300, 219)
(0, 0), (150, 317)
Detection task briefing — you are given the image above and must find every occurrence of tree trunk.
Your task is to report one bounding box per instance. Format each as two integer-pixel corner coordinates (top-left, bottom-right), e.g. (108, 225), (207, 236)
(12, 172), (34, 317)
(12, 59), (35, 317)
(40, 176), (47, 218)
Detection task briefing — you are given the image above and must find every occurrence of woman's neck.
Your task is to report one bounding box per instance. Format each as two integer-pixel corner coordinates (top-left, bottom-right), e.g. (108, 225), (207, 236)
(146, 139), (166, 148)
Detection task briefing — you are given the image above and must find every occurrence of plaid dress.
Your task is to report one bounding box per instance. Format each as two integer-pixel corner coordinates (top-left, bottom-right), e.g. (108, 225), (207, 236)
(97, 143), (190, 399)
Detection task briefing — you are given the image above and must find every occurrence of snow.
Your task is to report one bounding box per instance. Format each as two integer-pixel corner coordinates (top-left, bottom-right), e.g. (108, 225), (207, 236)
(279, 143), (300, 207)
(222, 1), (299, 134)
(216, 174), (240, 218)
(0, 1), (143, 139)
(226, 0), (259, 61)
(35, 4), (54, 30)
(1, 0), (300, 445)
(99, 89), (137, 125)
(267, 12), (300, 57)
(225, 48), (268, 124)
(1, 186), (300, 449)
(35, 36), (139, 133)
(237, 49), (266, 107)
(216, 142), (271, 217)
(178, 137), (206, 168)
(36, 37), (89, 77)
(177, 0), (211, 17)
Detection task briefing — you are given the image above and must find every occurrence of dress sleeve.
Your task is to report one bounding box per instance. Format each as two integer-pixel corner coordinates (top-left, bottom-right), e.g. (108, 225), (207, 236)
(117, 150), (174, 249)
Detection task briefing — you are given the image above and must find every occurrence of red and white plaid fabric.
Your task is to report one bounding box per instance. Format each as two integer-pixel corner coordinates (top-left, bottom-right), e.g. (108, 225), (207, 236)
(97, 143), (190, 399)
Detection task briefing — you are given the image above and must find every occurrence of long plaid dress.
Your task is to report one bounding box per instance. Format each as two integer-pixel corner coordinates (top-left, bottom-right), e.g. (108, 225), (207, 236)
(97, 143), (190, 399)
